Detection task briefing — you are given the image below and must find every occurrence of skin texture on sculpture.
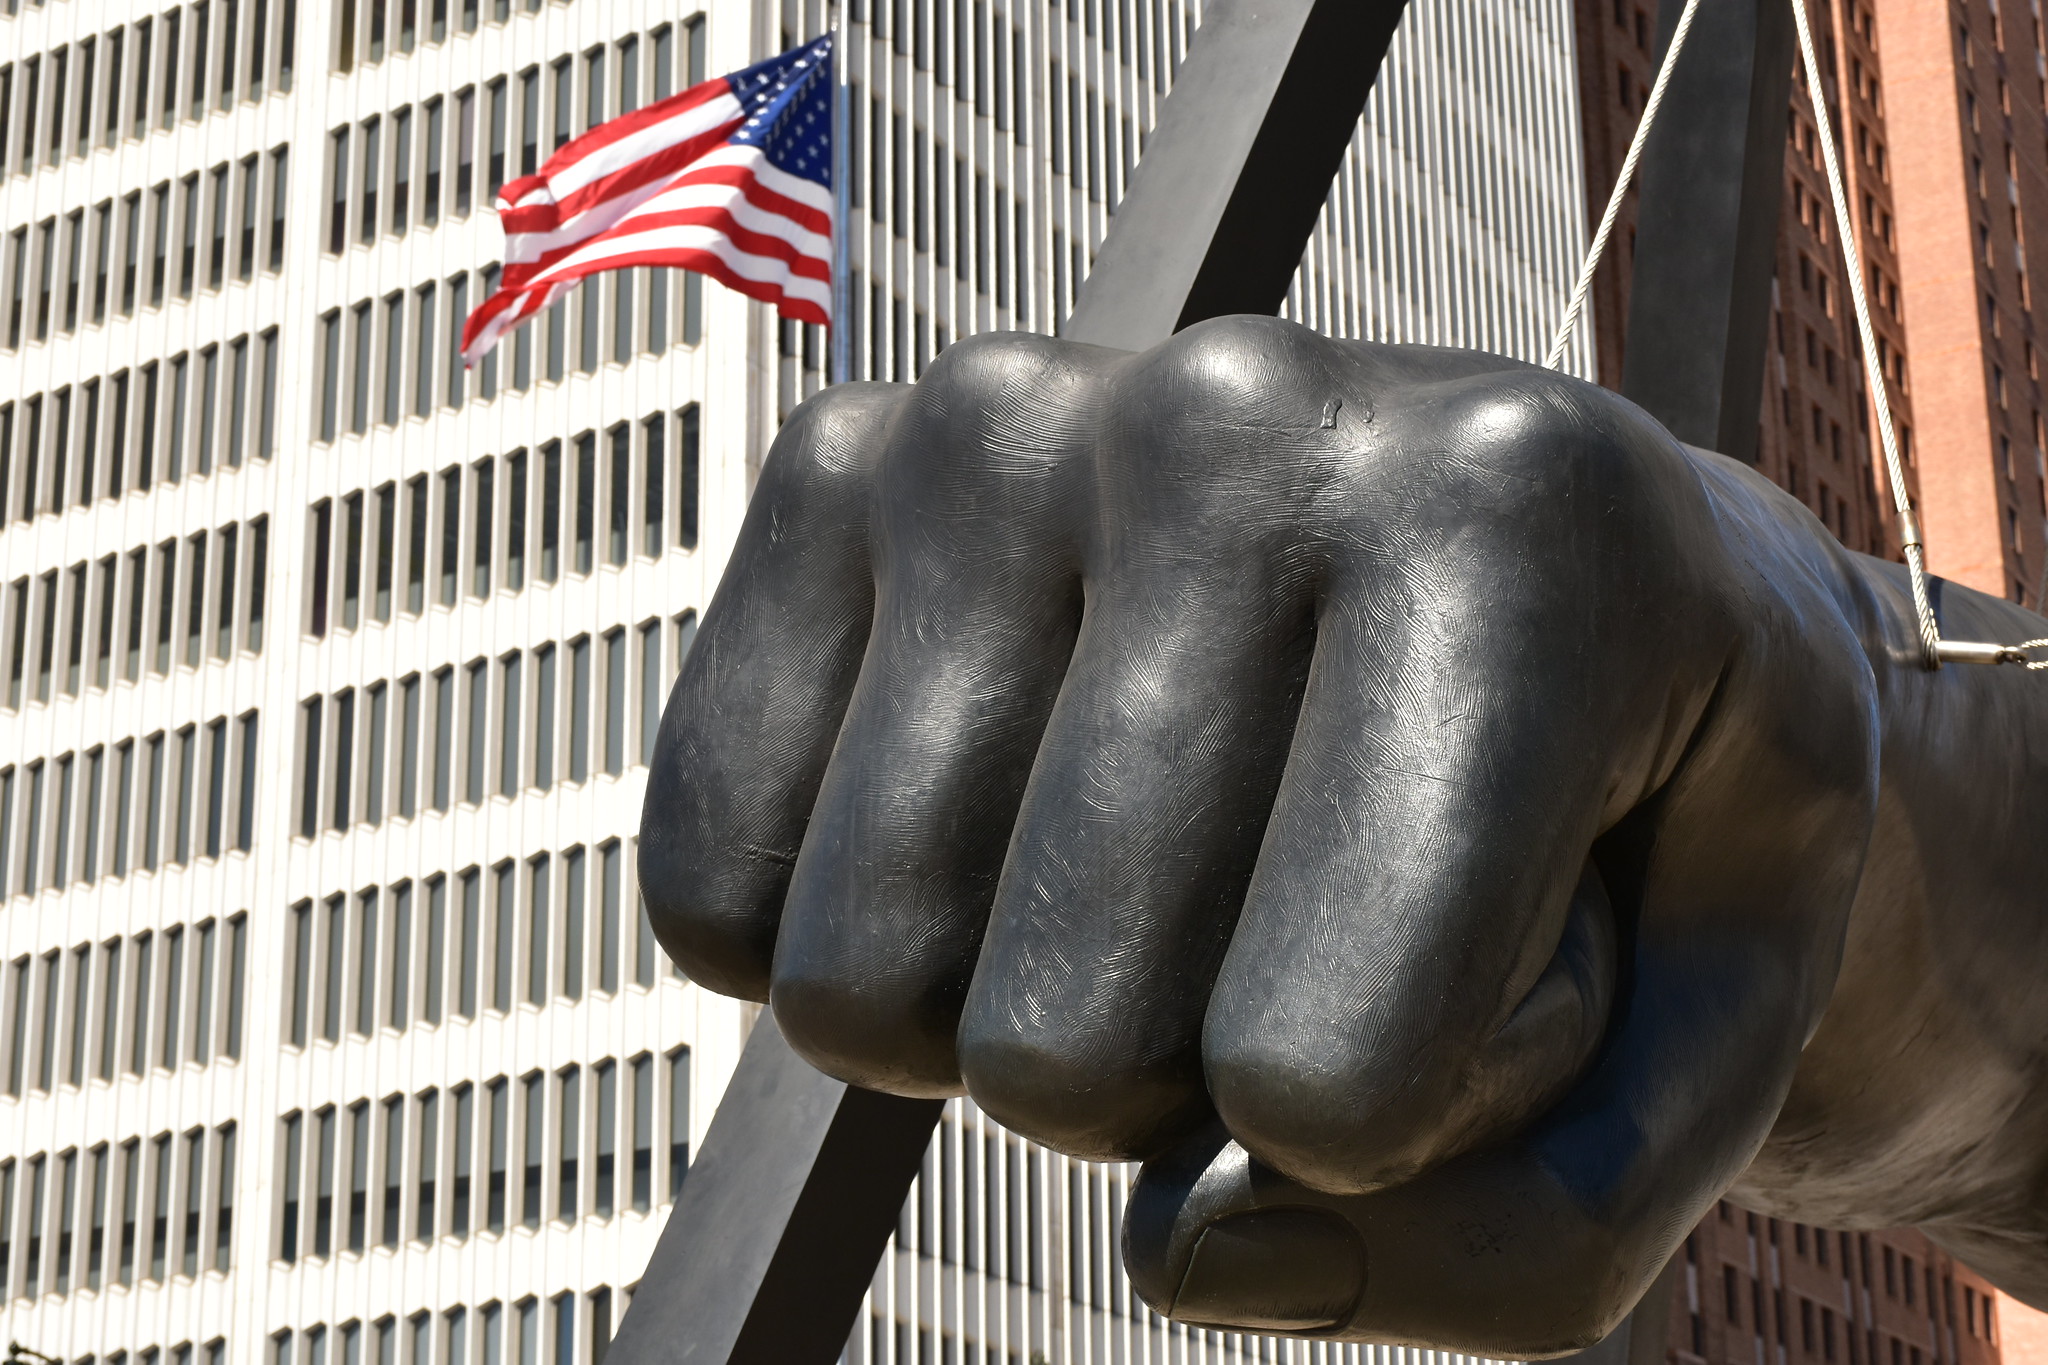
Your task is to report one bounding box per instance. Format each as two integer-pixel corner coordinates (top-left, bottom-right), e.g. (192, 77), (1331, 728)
(638, 315), (2048, 1356)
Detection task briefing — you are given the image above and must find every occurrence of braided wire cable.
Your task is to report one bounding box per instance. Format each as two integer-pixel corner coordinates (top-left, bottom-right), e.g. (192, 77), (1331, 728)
(1544, 0), (1707, 371)
(1789, 0), (1944, 668)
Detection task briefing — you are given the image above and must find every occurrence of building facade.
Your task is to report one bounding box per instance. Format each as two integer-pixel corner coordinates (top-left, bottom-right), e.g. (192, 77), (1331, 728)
(0, 2), (1597, 1365)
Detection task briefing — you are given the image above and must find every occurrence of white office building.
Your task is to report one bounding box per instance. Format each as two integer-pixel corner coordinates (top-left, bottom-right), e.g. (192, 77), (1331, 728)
(0, 0), (1592, 1363)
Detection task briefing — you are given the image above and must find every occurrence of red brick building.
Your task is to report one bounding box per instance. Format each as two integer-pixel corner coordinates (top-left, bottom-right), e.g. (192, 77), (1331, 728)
(1572, 0), (2040, 1360)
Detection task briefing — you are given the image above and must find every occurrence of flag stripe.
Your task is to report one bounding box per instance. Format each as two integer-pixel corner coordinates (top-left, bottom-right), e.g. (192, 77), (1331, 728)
(463, 35), (835, 365)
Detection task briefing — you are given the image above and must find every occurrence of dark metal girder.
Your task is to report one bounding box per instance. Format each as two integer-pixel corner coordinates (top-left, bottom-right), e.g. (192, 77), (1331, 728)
(1621, 0), (1796, 459)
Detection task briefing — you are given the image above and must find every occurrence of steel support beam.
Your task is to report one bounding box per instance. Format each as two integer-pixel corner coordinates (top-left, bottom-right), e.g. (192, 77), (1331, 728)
(1620, 0), (1797, 459)
(610, 3), (1411, 1360)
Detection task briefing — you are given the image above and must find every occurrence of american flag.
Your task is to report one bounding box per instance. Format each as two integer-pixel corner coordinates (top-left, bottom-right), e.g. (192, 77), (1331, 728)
(461, 35), (835, 364)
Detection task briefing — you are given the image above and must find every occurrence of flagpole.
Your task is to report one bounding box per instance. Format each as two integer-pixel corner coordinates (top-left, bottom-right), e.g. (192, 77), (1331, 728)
(829, 11), (851, 386)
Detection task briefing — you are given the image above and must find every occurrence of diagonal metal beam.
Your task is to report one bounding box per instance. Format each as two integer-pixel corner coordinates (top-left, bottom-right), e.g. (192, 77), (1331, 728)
(608, 4), (1411, 1361)
(1620, 0), (1796, 459)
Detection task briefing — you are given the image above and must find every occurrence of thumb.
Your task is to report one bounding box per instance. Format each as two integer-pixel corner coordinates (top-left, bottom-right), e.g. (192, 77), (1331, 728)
(1122, 1124), (1370, 1336)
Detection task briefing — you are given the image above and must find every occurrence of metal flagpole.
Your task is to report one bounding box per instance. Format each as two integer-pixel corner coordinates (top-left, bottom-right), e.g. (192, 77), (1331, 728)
(829, 11), (851, 387)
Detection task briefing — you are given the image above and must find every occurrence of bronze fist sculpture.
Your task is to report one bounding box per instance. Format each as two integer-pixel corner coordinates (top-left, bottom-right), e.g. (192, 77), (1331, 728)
(639, 317), (2048, 1355)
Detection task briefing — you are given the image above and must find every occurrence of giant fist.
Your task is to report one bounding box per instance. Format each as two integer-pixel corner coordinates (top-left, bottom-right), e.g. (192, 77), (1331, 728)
(640, 317), (2048, 1353)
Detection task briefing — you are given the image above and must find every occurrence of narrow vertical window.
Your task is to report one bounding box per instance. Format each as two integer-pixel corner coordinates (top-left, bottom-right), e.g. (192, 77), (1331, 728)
(630, 1053), (652, 1211)
(236, 157), (259, 281)
(456, 87), (476, 215)
(606, 424), (630, 565)
(191, 918), (216, 1064)
(203, 717), (227, 858)
(505, 449), (527, 590)
(450, 1082), (473, 1237)
(287, 902), (312, 1046)
(318, 310), (342, 442)
(415, 1089), (437, 1240)
(520, 1071), (543, 1228)
(471, 458), (494, 597)
(573, 433), (595, 573)
(350, 300), (373, 435)
(388, 882), (412, 1032)
(602, 629), (626, 776)
(423, 98), (444, 226)
(598, 840), (621, 994)
(423, 875), (445, 1024)
(405, 476), (428, 614)
(561, 846), (584, 1001)
(677, 404), (699, 550)
(413, 283), (437, 417)
(225, 912), (247, 1056)
(593, 1059), (616, 1218)
(526, 854), (550, 1005)
(353, 889), (378, 1036)
(398, 674), (420, 818)
(431, 666), (454, 811)
(498, 652), (520, 795)
(215, 524), (239, 658)
(322, 895), (345, 1043)
(347, 1102), (369, 1251)
(391, 106), (412, 233)
(279, 1113), (303, 1262)
(568, 636), (591, 783)
(330, 689), (354, 830)
(486, 1078), (507, 1231)
(365, 682), (387, 825)
(457, 868), (479, 1017)
(439, 466), (460, 605)
(532, 644), (555, 790)
(212, 1123), (235, 1270)
(381, 292), (404, 425)
(491, 861), (515, 1013)
(666, 1045), (690, 1200)
(313, 1106), (335, 1256)
(359, 116), (382, 245)
(641, 414), (664, 555)
(268, 148), (290, 271)
(539, 440), (561, 582)
(374, 484), (396, 622)
(541, 1088), (573, 1231)
(380, 1096), (402, 1248)
(638, 620), (662, 765)
(226, 338), (249, 471)
(465, 659), (487, 804)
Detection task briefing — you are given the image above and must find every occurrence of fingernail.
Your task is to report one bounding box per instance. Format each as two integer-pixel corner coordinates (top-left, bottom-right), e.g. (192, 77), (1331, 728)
(1171, 1207), (1367, 1333)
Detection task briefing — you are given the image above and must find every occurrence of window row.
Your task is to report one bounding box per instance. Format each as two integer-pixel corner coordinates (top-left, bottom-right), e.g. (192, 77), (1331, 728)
(282, 840), (678, 1048)
(3, 148), (290, 351)
(275, 1050), (689, 1261)
(0, 1123), (239, 1302)
(1, 337), (280, 534)
(33, 1344), (224, 1365)
(323, 18), (703, 255)
(5, 520), (269, 711)
(6, 525), (269, 719)
(0, 0), (297, 180)
(3, 914), (249, 1100)
(312, 258), (698, 443)
(0, 714), (264, 900)
(273, 1289), (624, 1365)
(333, 0), (563, 74)
(293, 615), (694, 836)
(305, 410), (699, 640)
